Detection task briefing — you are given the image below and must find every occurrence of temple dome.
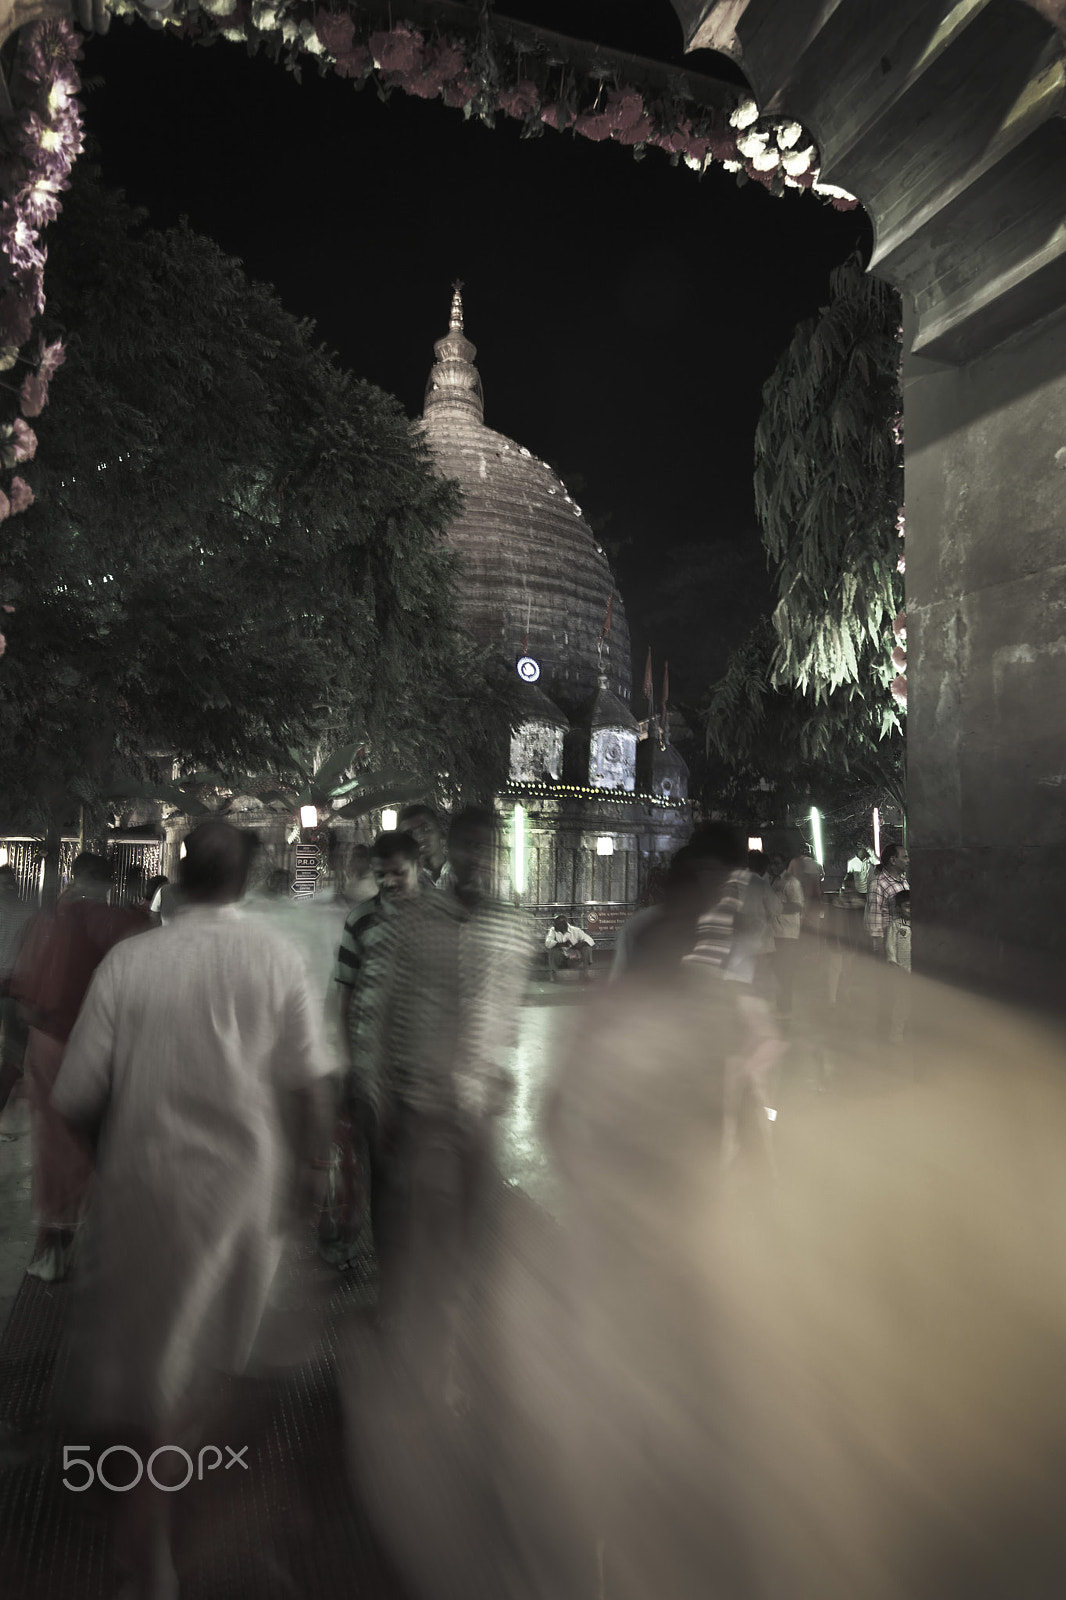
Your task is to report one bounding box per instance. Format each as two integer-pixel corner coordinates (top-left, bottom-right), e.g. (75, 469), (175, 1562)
(421, 285), (631, 712)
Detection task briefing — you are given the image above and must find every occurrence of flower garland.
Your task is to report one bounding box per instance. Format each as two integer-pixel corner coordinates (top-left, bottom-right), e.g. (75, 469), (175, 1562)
(0, 17), (84, 658)
(111, 1), (857, 207)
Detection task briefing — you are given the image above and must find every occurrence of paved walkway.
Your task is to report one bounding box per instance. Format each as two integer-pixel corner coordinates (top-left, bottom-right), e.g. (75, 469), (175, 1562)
(0, 953), (913, 1598)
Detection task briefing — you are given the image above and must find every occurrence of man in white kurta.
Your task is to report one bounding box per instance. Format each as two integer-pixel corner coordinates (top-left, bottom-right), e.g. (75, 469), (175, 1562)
(52, 825), (334, 1438)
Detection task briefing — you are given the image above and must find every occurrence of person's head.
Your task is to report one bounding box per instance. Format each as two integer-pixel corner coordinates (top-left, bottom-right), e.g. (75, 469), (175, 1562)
(397, 804), (446, 875)
(893, 889), (910, 915)
(371, 830), (421, 900)
(553, 914), (570, 933)
(447, 807), (497, 902)
(768, 853), (786, 878)
(179, 821), (256, 904)
(69, 852), (113, 900)
(747, 850), (769, 877)
(882, 842), (909, 876)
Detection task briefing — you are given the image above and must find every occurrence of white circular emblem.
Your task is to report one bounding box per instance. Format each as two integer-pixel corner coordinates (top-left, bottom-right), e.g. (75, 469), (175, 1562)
(517, 656), (541, 683)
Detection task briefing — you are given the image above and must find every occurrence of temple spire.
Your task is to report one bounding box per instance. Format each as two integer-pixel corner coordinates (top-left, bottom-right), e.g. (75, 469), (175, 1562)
(424, 281), (484, 423)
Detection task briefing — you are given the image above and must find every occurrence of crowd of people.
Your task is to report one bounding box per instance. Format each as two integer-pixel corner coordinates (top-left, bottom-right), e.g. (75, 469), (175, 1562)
(0, 815), (941, 1600)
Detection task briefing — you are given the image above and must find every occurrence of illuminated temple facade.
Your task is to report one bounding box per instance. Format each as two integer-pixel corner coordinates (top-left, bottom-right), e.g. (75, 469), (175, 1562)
(421, 285), (691, 939)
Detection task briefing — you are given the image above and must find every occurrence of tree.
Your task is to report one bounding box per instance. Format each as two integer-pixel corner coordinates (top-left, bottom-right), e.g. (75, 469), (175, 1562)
(0, 165), (519, 836)
(703, 255), (905, 813)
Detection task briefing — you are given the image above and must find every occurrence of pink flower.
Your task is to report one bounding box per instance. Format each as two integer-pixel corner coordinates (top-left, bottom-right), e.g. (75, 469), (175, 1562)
(891, 645), (907, 672)
(9, 476), (34, 514)
(0, 491), (10, 522)
(370, 27), (424, 77)
(574, 111), (613, 142)
(0, 633), (6, 659)
(498, 80), (539, 120)
(0, 205), (45, 273)
(20, 336), (64, 416)
(441, 74), (476, 109)
(890, 675), (907, 707)
(314, 8), (354, 56)
(10, 418), (36, 461)
(333, 45), (369, 79)
(892, 611), (907, 640)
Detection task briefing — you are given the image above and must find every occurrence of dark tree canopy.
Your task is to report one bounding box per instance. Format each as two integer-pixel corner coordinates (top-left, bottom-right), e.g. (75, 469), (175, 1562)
(0, 165), (518, 830)
(704, 256), (905, 812)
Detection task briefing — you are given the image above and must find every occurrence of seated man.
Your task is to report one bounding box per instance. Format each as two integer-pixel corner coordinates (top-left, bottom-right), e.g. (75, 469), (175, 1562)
(545, 914), (594, 982)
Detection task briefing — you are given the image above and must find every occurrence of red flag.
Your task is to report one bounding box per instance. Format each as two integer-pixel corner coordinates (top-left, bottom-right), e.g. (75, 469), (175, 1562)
(642, 647), (653, 704)
(599, 592), (613, 642)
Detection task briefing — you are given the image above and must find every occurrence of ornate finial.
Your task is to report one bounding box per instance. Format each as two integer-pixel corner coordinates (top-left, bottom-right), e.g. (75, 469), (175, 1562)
(424, 280), (483, 423)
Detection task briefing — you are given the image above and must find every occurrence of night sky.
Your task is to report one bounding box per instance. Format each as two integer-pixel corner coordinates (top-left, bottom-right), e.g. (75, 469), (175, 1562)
(78, 0), (871, 703)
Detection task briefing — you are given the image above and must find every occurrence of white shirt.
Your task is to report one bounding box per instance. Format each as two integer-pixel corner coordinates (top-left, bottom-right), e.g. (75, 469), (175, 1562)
(53, 904), (331, 1428)
(545, 924), (594, 950)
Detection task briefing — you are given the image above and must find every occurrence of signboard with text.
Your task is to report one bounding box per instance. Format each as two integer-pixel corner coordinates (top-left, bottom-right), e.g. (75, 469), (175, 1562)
(291, 843), (321, 901)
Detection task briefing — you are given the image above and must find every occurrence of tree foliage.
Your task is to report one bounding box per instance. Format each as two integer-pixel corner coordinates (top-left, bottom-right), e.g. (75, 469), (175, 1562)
(703, 255), (904, 809)
(0, 166), (519, 831)
(754, 253), (903, 711)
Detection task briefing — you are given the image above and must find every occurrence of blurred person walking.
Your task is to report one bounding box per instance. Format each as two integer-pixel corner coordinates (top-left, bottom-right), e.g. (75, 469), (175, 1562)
(398, 802), (448, 888)
(324, 830), (423, 1267)
(13, 854), (150, 1279)
(885, 888), (912, 1045)
(769, 855), (804, 1018)
(52, 819), (333, 1600)
(825, 871), (867, 1010)
(0, 864), (33, 1126)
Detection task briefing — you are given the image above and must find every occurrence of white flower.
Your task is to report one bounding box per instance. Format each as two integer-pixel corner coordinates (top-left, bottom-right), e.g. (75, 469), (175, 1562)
(812, 179), (858, 202)
(252, 2), (279, 29)
(221, 25), (246, 40)
(752, 147), (780, 172)
(721, 159), (741, 173)
(735, 130), (768, 158)
(201, 0), (235, 15)
(783, 176), (803, 188)
(281, 17), (298, 42)
(782, 146), (814, 177)
(729, 97), (759, 130)
(775, 120), (804, 150)
(299, 19), (325, 53)
(684, 154), (705, 172)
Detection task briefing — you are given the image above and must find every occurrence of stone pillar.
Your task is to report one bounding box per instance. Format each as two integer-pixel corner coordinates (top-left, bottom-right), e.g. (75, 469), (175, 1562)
(906, 300), (1066, 1007)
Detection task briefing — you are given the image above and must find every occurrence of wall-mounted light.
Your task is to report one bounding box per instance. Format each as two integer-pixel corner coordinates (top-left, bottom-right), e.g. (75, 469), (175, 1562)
(747, 836), (763, 853)
(596, 836), (614, 856)
(380, 809), (398, 832)
(873, 806), (881, 858)
(810, 806), (824, 865)
(179, 841), (187, 860)
(299, 804), (317, 830)
(0, 847), (8, 869)
(513, 803), (526, 894)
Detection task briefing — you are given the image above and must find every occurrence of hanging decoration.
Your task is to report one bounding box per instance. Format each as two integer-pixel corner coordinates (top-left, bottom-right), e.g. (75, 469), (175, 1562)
(99, 1), (857, 206)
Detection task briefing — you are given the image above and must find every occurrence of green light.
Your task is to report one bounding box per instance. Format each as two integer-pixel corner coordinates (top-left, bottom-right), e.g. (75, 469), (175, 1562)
(513, 802), (526, 895)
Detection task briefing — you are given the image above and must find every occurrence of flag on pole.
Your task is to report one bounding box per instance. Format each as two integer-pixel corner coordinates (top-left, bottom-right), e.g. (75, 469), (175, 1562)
(599, 592), (613, 643)
(642, 647), (653, 705)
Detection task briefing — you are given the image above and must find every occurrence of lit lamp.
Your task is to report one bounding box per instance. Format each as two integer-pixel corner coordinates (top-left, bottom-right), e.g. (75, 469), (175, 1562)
(596, 836), (614, 856)
(810, 806), (824, 865)
(747, 836), (763, 853)
(873, 806), (881, 858)
(179, 841), (187, 860)
(299, 804), (318, 830)
(0, 847), (8, 868)
(380, 808), (398, 832)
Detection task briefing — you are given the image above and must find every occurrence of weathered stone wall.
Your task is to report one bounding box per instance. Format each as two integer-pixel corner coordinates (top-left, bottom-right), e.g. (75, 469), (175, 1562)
(906, 301), (1066, 1006)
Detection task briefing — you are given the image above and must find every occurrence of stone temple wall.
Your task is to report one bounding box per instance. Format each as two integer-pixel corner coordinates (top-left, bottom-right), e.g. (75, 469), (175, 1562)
(906, 300), (1066, 1008)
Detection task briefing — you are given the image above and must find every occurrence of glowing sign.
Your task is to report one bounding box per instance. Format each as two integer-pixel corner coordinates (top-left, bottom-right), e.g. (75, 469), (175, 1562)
(517, 656), (541, 683)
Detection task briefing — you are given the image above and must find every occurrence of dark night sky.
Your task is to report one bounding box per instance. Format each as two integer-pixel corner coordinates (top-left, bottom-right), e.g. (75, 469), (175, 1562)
(77, 1), (871, 701)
